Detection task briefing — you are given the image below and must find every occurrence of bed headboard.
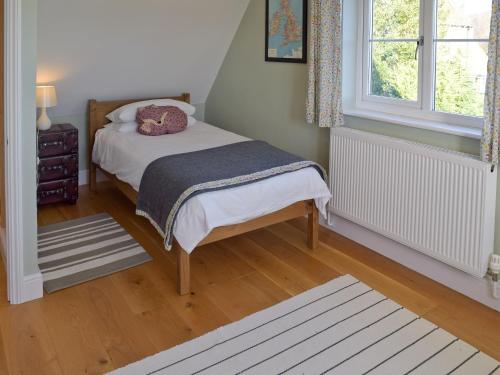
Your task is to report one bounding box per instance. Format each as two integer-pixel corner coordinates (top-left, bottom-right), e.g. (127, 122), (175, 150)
(88, 92), (191, 171)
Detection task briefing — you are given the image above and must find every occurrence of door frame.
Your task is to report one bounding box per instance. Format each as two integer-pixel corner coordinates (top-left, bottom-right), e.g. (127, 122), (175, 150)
(4, 0), (30, 304)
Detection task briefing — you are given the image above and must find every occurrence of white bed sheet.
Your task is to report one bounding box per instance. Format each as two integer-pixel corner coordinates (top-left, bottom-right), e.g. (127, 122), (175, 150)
(93, 121), (331, 252)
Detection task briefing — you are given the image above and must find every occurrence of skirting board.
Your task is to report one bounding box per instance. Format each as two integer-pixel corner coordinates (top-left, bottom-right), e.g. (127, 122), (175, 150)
(79, 169), (108, 186)
(1, 230), (43, 304)
(21, 272), (43, 303)
(325, 214), (500, 312)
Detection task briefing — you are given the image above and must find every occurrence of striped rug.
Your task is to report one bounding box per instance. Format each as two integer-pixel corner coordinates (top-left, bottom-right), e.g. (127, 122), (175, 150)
(38, 213), (152, 293)
(109, 275), (499, 375)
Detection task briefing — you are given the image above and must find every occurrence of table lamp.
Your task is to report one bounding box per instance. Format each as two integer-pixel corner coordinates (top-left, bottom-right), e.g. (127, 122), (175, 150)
(36, 85), (58, 131)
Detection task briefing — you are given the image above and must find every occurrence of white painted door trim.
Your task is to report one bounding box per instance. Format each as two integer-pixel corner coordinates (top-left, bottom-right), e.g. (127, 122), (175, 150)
(4, 0), (24, 303)
(4, 0), (42, 304)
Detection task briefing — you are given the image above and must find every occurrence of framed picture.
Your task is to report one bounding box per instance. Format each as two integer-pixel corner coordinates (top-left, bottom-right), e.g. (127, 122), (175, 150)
(265, 0), (308, 64)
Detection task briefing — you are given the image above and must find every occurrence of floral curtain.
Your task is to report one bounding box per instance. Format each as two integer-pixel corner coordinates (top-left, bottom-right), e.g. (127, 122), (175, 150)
(482, 0), (500, 164)
(306, 0), (344, 128)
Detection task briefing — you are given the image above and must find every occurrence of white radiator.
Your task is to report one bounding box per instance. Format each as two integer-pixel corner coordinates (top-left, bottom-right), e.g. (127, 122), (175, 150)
(329, 128), (497, 277)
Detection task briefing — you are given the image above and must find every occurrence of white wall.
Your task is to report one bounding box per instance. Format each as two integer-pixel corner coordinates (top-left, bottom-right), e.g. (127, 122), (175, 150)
(37, 0), (249, 116)
(22, 0), (39, 276)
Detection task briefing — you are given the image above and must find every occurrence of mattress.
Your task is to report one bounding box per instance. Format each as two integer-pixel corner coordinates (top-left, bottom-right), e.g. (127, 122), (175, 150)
(92, 121), (331, 252)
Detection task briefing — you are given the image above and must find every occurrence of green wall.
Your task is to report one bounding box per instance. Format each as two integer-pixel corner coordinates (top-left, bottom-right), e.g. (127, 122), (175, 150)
(205, 0), (330, 168)
(22, 0), (39, 276)
(205, 0), (500, 254)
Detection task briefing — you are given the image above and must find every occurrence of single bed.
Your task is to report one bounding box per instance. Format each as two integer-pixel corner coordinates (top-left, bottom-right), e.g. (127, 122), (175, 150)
(89, 93), (331, 295)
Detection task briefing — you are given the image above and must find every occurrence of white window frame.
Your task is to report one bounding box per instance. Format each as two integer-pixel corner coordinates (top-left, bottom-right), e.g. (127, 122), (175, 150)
(355, 0), (486, 131)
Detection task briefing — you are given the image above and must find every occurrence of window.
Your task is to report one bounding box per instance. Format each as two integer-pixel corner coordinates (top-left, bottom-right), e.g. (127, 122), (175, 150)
(358, 0), (491, 128)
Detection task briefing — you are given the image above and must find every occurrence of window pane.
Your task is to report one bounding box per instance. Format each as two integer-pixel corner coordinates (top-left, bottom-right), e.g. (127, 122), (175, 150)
(372, 0), (420, 39)
(371, 41), (419, 101)
(437, 0), (491, 39)
(435, 42), (488, 117)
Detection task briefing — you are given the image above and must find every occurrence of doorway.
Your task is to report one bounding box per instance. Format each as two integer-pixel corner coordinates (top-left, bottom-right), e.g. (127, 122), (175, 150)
(0, 0), (5, 257)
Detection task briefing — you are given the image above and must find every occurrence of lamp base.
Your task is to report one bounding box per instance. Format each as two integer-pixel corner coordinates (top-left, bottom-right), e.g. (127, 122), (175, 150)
(37, 107), (52, 131)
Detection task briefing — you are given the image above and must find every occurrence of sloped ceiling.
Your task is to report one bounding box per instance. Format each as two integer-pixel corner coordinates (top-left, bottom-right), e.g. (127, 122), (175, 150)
(37, 0), (250, 117)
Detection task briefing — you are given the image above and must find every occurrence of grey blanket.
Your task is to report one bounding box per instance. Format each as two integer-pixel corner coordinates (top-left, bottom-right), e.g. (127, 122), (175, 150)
(136, 140), (326, 250)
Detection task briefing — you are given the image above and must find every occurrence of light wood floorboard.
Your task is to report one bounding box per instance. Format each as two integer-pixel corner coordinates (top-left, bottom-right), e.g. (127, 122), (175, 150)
(0, 183), (495, 374)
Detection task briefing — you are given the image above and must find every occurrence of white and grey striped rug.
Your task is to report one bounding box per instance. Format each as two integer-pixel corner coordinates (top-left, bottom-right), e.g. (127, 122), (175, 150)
(38, 213), (152, 293)
(109, 275), (499, 375)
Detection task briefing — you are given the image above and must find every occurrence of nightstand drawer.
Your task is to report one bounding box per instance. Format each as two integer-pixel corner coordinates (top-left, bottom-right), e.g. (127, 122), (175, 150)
(38, 128), (78, 158)
(37, 178), (79, 206)
(38, 154), (78, 182)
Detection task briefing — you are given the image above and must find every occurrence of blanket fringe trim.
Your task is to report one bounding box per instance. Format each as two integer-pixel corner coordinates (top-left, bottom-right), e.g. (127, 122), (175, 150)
(135, 209), (171, 249)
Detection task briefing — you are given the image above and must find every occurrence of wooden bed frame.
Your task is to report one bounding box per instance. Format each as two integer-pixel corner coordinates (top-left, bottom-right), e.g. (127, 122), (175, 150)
(88, 93), (319, 295)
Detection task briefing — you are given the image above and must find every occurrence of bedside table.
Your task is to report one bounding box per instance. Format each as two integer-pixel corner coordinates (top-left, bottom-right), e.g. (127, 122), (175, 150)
(37, 123), (79, 206)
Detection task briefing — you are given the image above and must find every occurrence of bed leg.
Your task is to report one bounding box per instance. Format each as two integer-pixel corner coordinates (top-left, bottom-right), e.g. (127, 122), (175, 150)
(307, 202), (319, 250)
(89, 164), (97, 193)
(176, 244), (191, 296)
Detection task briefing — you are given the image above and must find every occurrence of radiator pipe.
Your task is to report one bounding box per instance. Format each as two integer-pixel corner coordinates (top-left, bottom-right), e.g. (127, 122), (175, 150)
(488, 254), (500, 299)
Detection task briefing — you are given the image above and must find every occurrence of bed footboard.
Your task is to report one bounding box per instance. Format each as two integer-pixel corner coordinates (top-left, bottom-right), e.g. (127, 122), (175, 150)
(173, 201), (319, 295)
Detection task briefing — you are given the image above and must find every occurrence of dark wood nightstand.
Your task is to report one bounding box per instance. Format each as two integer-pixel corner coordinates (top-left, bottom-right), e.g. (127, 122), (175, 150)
(37, 123), (79, 206)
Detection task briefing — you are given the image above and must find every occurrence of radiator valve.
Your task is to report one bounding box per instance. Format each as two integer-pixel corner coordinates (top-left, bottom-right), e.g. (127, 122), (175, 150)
(488, 254), (500, 299)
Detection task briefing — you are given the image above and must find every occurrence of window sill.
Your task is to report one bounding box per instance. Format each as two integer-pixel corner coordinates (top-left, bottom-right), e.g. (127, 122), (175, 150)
(343, 108), (482, 140)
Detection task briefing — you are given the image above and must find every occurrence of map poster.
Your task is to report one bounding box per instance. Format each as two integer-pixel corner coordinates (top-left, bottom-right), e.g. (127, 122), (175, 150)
(265, 0), (307, 63)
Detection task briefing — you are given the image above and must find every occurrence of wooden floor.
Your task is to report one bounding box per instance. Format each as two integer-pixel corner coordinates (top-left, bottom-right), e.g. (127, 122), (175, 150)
(0, 184), (496, 374)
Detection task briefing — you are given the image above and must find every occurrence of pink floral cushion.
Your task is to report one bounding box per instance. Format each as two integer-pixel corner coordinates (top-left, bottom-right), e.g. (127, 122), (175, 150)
(136, 105), (187, 136)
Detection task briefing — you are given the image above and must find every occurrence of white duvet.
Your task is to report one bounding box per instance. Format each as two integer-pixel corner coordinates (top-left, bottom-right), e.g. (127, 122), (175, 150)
(92, 121), (331, 252)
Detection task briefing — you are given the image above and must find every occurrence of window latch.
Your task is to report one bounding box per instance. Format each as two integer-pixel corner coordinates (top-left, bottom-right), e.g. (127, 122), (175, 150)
(415, 36), (424, 60)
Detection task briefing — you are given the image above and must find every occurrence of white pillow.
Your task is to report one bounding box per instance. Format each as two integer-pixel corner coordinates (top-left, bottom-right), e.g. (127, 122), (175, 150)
(116, 121), (138, 133)
(108, 117), (196, 134)
(103, 122), (137, 133)
(187, 116), (197, 127)
(106, 99), (196, 123)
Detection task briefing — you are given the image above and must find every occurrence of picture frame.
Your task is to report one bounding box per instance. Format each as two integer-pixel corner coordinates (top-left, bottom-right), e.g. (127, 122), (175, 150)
(265, 0), (308, 64)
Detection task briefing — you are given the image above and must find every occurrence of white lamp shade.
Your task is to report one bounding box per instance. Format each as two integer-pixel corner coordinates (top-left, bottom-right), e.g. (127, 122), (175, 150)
(36, 86), (58, 108)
